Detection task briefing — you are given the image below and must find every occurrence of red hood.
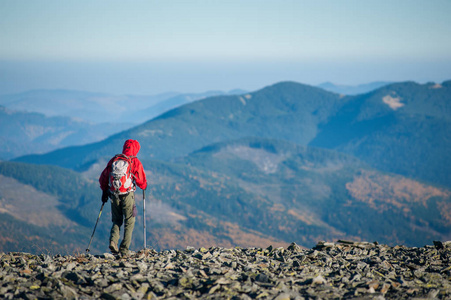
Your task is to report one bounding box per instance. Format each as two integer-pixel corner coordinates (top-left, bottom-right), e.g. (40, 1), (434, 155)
(122, 139), (140, 157)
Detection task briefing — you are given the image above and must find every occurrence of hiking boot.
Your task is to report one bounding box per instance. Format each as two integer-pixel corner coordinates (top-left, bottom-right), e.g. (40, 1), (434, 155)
(109, 241), (119, 254)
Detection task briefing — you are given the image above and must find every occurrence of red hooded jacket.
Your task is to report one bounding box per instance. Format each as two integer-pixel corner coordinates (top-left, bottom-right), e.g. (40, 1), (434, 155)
(99, 139), (147, 191)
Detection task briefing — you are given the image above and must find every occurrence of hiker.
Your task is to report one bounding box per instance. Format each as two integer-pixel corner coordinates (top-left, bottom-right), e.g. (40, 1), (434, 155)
(99, 139), (147, 256)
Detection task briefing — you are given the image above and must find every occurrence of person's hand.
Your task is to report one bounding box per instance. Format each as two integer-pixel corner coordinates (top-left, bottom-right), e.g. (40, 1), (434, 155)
(102, 190), (109, 203)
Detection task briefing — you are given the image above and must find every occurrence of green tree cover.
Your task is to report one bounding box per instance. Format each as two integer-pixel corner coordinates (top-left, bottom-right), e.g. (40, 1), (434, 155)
(0, 213), (87, 255)
(143, 138), (450, 247)
(0, 161), (99, 224)
(0, 161), (111, 254)
(310, 81), (451, 187)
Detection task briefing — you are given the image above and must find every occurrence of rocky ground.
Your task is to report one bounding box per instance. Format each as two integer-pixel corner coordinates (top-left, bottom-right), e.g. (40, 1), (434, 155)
(1, 240), (451, 299)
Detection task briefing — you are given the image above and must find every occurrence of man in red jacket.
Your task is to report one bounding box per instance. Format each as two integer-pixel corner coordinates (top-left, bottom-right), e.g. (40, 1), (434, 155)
(99, 139), (147, 256)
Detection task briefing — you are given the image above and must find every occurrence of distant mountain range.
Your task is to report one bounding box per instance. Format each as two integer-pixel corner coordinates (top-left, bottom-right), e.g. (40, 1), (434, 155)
(16, 80), (451, 188)
(2, 80), (451, 253)
(0, 89), (246, 125)
(0, 82), (390, 160)
(0, 105), (133, 159)
(0, 89), (246, 159)
(15, 82), (343, 168)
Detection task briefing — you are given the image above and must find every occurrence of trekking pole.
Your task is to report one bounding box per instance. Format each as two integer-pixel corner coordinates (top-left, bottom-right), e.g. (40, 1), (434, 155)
(86, 202), (105, 253)
(143, 189), (146, 249)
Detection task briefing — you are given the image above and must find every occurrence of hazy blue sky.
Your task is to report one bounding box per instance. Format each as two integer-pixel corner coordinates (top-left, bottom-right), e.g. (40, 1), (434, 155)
(1, 0), (451, 95)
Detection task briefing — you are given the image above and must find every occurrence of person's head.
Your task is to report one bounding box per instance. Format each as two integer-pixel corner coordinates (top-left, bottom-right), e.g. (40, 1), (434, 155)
(122, 139), (141, 156)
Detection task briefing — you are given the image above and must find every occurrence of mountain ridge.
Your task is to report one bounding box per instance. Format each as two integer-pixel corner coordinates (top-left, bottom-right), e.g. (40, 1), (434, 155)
(317, 81), (393, 95)
(0, 89), (248, 159)
(15, 81), (345, 168)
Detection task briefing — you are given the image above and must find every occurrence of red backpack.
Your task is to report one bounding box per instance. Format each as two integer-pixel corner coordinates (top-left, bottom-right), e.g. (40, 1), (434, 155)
(109, 154), (136, 195)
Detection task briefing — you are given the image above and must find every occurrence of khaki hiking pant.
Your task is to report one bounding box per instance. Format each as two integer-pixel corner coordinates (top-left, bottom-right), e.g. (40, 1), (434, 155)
(109, 192), (137, 255)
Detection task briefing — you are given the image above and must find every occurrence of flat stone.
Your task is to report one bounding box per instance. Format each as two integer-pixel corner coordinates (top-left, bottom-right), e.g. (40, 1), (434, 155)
(312, 275), (327, 285)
